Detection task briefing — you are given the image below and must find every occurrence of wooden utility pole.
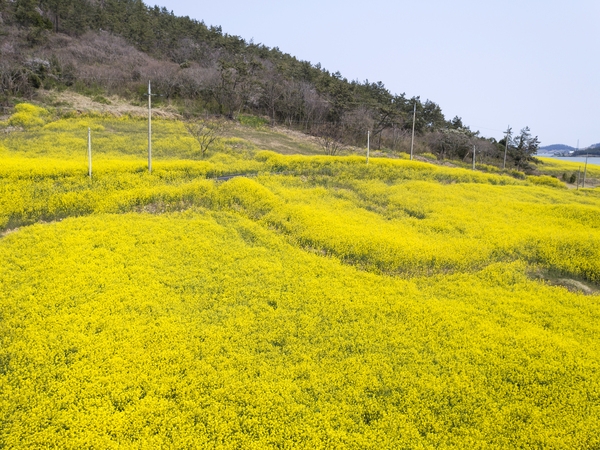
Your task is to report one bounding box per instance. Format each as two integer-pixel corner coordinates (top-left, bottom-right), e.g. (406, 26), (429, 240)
(503, 126), (510, 170)
(367, 130), (370, 164)
(472, 145), (476, 170)
(583, 154), (589, 188)
(87, 127), (92, 179)
(410, 103), (416, 161)
(577, 167), (581, 190)
(148, 80), (152, 173)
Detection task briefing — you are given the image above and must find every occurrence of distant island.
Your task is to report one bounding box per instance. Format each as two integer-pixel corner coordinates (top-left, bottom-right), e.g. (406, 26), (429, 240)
(539, 143), (600, 156)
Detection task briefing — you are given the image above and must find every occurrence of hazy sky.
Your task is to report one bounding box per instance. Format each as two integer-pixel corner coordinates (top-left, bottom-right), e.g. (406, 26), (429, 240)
(148, 1), (599, 147)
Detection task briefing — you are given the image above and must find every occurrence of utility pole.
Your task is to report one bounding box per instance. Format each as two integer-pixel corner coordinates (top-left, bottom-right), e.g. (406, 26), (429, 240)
(147, 80), (153, 173)
(577, 166), (581, 190)
(87, 127), (92, 179)
(367, 130), (370, 164)
(410, 103), (416, 161)
(472, 145), (476, 170)
(503, 126), (510, 170)
(583, 154), (589, 188)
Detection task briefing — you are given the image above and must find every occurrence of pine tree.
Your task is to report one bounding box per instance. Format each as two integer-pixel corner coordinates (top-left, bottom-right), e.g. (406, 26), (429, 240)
(15, 0), (52, 28)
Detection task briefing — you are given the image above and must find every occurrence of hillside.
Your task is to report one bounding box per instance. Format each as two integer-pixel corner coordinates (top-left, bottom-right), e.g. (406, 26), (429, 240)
(540, 143), (600, 154)
(573, 148), (600, 157)
(0, 0), (542, 170)
(1, 104), (600, 448)
(539, 144), (576, 152)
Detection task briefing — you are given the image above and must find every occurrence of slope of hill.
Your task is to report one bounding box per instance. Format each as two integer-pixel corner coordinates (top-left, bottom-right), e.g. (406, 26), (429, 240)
(539, 144), (576, 152)
(0, 0), (445, 147)
(540, 143), (600, 153)
(0, 0), (540, 170)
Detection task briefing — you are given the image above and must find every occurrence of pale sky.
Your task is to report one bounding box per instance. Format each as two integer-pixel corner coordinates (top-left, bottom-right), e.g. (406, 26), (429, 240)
(148, 1), (600, 147)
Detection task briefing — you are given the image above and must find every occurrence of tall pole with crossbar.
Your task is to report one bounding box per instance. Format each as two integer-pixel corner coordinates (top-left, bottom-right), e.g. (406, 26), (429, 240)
(148, 80), (152, 173)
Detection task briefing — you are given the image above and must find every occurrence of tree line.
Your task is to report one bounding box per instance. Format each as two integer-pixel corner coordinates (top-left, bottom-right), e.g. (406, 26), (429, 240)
(0, 0), (539, 168)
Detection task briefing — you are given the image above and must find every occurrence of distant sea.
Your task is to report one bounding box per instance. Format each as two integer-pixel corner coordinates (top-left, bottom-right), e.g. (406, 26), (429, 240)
(537, 155), (600, 166)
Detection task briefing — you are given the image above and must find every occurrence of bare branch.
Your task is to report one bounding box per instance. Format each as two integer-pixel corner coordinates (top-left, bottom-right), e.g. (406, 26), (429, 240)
(315, 123), (344, 156)
(184, 117), (226, 158)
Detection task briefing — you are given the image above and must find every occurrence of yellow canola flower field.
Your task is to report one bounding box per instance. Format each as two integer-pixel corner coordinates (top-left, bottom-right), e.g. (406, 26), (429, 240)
(1, 111), (600, 448)
(2, 213), (599, 449)
(537, 156), (600, 180)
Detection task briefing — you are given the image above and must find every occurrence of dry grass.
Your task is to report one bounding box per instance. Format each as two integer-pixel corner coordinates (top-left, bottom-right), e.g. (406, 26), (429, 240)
(41, 91), (180, 119)
(224, 123), (326, 155)
(224, 123), (370, 156)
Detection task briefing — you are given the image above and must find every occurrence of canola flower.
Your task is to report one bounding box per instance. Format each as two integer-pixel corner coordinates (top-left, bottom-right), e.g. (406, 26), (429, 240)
(537, 156), (600, 181)
(1, 109), (600, 448)
(1, 213), (599, 449)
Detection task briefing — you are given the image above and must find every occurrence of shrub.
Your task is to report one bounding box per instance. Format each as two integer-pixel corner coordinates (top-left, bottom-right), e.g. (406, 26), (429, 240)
(7, 103), (50, 129)
(238, 114), (269, 129)
(527, 175), (566, 189)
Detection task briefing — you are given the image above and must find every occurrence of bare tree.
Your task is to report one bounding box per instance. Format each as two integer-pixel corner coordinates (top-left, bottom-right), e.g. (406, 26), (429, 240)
(176, 63), (217, 99)
(0, 62), (33, 100)
(387, 123), (410, 152)
(300, 81), (328, 130)
(260, 63), (284, 126)
(475, 139), (501, 165)
(141, 60), (181, 100)
(315, 123), (344, 156)
(210, 55), (262, 118)
(427, 128), (472, 160)
(184, 117), (226, 158)
(342, 106), (374, 145)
